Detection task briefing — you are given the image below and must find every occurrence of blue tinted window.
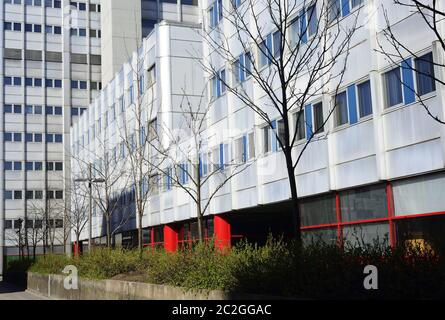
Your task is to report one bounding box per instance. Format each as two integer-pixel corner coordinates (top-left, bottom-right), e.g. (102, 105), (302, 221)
(358, 80), (373, 118)
(4, 162), (13, 170)
(14, 162), (22, 170)
(35, 134), (42, 142)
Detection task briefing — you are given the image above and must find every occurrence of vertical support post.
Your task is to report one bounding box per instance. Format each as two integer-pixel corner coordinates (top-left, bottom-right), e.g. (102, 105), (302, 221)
(164, 224), (179, 252)
(214, 215), (231, 250)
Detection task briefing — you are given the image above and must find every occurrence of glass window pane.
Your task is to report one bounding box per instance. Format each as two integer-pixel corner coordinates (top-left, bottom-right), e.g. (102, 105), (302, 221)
(335, 91), (348, 126)
(396, 215), (445, 256)
(393, 172), (445, 216)
(300, 194), (336, 226)
(313, 102), (324, 133)
(384, 67), (403, 108)
(357, 80), (372, 117)
(340, 185), (388, 222)
(343, 222), (390, 248)
(302, 228), (337, 246)
(415, 52), (436, 96)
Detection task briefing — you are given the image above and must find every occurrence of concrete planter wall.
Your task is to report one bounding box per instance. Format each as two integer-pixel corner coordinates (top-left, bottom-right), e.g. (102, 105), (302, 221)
(27, 272), (286, 300)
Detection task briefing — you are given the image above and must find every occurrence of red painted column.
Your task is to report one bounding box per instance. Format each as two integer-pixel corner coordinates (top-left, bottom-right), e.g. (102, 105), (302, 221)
(214, 215), (231, 250)
(164, 224), (179, 252)
(73, 242), (79, 257)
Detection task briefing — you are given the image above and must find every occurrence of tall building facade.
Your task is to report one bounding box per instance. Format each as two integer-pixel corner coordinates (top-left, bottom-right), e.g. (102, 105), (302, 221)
(100, 0), (200, 85)
(71, 0), (445, 255)
(0, 0), (102, 279)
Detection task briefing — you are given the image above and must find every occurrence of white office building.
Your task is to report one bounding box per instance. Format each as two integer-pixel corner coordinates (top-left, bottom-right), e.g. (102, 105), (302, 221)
(0, 0), (102, 279)
(69, 0), (445, 255)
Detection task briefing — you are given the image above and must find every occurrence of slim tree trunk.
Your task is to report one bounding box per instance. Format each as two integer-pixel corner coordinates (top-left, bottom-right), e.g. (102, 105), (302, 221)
(106, 215), (111, 247)
(284, 152), (302, 245)
(138, 199), (143, 258)
(196, 163), (204, 243)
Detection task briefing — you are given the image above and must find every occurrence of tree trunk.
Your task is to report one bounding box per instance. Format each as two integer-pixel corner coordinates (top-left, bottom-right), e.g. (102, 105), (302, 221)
(196, 163), (204, 243)
(106, 215), (111, 247)
(138, 200), (143, 258)
(284, 152), (302, 245)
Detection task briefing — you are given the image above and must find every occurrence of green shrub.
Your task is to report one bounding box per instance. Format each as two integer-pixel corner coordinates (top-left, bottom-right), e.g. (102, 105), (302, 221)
(27, 238), (445, 299)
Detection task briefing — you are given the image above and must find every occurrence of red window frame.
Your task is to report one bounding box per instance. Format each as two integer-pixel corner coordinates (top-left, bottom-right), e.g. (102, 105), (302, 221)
(300, 182), (445, 248)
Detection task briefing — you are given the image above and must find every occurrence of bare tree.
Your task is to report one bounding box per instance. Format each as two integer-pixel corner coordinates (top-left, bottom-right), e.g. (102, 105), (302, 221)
(200, 0), (360, 243)
(65, 180), (89, 255)
(153, 88), (253, 243)
(376, 0), (444, 123)
(119, 50), (164, 255)
(73, 137), (132, 248)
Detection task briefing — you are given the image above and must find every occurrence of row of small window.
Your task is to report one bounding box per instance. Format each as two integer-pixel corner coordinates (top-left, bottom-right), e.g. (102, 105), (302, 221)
(71, 80), (102, 90)
(4, 48), (101, 65)
(5, 0), (101, 12)
(4, 77), (101, 90)
(5, 104), (63, 115)
(5, 190), (63, 200)
(70, 28), (101, 38)
(71, 107), (87, 116)
(4, 133), (63, 143)
(5, 0), (61, 8)
(4, 22), (59, 34)
(4, 23), (100, 37)
(4, 218), (63, 230)
(4, 77), (62, 88)
(5, 161), (63, 171)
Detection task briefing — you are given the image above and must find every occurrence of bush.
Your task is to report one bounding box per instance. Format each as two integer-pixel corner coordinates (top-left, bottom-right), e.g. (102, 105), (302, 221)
(27, 239), (445, 299)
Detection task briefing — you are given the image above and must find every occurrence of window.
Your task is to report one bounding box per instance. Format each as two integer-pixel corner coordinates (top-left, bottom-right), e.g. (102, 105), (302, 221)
(295, 110), (305, 140)
(46, 79), (62, 88)
(343, 223), (390, 247)
(211, 69), (226, 98)
(25, 23), (42, 33)
(340, 185), (388, 222)
(383, 67), (403, 108)
(334, 91), (348, 126)
(4, 104), (22, 114)
(301, 194), (337, 226)
(234, 136), (247, 163)
(313, 102), (324, 133)
(273, 31), (281, 58)
(276, 119), (285, 147)
(415, 52), (436, 96)
(45, 0), (61, 8)
(208, 0), (223, 28)
(328, 0), (341, 22)
(4, 161), (22, 171)
(307, 3), (318, 37)
(5, 220), (12, 230)
(4, 22), (22, 31)
(5, 76), (22, 86)
(147, 65), (156, 87)
(262, 126), (271, 154)
(248, 132), (255, 160)
(4, 132), (22, 142)
(357, 80), (372, 117)
(25, 0), (42, 6)
(25, 77), (42, 87)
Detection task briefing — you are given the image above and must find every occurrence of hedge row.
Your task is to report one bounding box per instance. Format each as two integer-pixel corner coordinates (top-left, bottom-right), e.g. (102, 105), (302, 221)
(28, 238), (445, 299)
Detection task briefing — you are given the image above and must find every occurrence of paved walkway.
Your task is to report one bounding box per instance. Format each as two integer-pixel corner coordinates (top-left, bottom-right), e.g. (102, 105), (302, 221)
(0, 281), (48, 300)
